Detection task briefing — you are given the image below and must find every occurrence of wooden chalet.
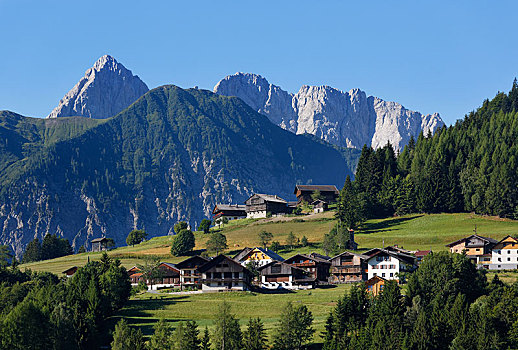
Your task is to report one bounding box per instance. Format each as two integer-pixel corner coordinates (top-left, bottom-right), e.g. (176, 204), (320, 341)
(198, 255), (252, 292)
(284, 253), (331, 284)
(212, 204), (247, 225)
(312, 200), (328, 213)
(446, 234), (498, 266)
(175, 256), (210, 288)
(258, 261), (315, 290)
(245, 194), (289, 219)
(294, 185), (339, 205)
(62, 266), (78, 278)
(365, 275), (386, 296)
(414, 250), (432, 265)
(489, 235), (518, 270)
(233, 247), (285, 267)
(329, 251), (368, 283)
(127, 263), (181, 290)
(91, 237), (109, 252)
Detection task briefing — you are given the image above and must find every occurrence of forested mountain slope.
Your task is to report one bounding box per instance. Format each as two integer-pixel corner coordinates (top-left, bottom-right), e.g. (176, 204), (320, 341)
(339, 80), (518, 224)
(0, 86), (358, 256)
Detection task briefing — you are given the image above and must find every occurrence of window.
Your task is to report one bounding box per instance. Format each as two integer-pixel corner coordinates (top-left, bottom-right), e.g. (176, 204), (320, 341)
(373, 273), (377, 277)
(382, 273), (386, 277)
(271, 265), (281, 274)
(498, 258), (501, 262)
(234, 272), (240, 278)
(508, 258), (511, 262)
(390, 273), (394, 277)
(508, 251), (511, 254)
(367, 286), (373, 291)
(376, 256), (383, 262)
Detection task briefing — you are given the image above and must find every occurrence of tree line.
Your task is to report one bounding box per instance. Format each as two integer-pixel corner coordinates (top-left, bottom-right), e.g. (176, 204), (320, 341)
(112, 300), (314, 350)
(0, 252), (131, 349)
(337, 79), (518, 227)
(322, 252), (518, 349)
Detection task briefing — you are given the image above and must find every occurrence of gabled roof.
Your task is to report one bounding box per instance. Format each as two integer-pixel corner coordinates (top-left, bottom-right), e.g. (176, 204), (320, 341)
(364, 248), (416, 265)
(294, 185), (339, 194)
(311, 199), (328, 205)
(237, 247), (285, 262)
(284, 253), (331, 265)
(445, 234), (498, 247)
(175, 256), (210, 269)
(493, 235), (518, 249)
(198, 254), (251, 273)
(159, 262), (180, 272)
(414, 250), (432, 257)
(330, 250), (369, 261)
(213, 204), (247, 214)
(246, 193), (287, 204)
(91, 237), (108, 243)
(257, 260), (306, 274)
(62, 266), (78, 274)
(309, 252), (331, 261)
(365, 275), (387, 286)
(233, 247), (253, 261)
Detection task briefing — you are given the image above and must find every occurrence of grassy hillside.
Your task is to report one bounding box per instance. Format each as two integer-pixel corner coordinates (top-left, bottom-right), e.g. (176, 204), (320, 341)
(21, 211), (518, 275)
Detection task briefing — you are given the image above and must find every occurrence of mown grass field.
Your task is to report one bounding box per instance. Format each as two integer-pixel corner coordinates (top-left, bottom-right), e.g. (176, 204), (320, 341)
(114, 284), (352, 344)
(22, 212), (518, 275)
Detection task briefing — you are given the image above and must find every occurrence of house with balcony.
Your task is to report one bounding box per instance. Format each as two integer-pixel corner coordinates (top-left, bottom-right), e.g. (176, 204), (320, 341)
(198, 255), (252, 292)
(329, 251), (368, 283)
(446, 234), (498, 267)
(175, 256), (210, 288)
(233, 247), (285, 267)
(283, 253), (331, 284)
(364, 248), (416, 281)
(258, 261), (315, 290)
(489, 235), (518, 270)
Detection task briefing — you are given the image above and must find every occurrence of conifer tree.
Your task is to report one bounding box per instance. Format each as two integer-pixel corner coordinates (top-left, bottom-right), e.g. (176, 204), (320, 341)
(148, 318), (173, 350)
(213, 301), (243, 350)
(244, 318), (267, 350)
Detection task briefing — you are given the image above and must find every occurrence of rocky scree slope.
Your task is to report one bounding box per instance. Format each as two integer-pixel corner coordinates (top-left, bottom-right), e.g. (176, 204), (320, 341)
(0, 86), (357, 257)
(214, 73), (444, 151)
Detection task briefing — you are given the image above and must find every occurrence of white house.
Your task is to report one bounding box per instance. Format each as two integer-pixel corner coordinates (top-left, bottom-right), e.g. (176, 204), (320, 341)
(365, 248), (416, 281)
(489, 235), (518, 270)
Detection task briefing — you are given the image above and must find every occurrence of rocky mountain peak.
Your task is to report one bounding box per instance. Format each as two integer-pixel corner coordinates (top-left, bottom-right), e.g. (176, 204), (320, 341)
(47, 55), (149, 119)
(214, 73), (444, 151)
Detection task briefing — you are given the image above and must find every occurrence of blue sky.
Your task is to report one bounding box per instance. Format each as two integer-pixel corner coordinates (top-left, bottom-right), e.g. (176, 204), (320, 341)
(1, 0), (517, 125)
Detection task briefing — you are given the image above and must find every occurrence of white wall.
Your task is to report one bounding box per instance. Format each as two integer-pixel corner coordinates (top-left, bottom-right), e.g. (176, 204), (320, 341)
(490, 248), (518, 270)
(367, 256), (401, 280)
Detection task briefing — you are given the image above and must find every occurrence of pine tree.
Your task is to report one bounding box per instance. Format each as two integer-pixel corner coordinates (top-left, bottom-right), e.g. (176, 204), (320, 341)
(148, 319), (173, 350)
(244, 318), (267, 350)
(272, 302), (313, 350)
(213, 301), (243, 350)
(201, 326), (211, 350)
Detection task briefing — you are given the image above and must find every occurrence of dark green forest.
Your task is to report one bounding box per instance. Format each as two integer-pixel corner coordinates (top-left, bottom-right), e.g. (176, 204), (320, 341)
(337, 80), (518, 227)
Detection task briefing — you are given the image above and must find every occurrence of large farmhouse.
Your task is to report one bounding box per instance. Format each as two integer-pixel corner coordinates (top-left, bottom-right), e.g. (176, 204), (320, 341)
(212, 204), (247, 225)
(175, 256), (209, 288)
(198, 255), (252, 292)
(364, 248), (416, 281)
(294, 185), (339, 205)
(283, 254), (331, 283)
(329, 251), (368, 283)
(245, 193), (289, 219)
(446, 234), (498, 267)
(258, 261), (315, 290)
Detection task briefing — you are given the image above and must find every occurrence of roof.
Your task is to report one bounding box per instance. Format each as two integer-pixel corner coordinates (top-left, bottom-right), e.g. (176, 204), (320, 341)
(62, 266), (78, 274)
(309, 252), (331, 261)
(175, 256), (210, 269)
(91, 237), (108, 243)
(294, 185), (339, 195)
(414, 250), (432, 257)
(257, 260), (306, 273)
(159, 262), (180, 272)
(247, 193), (287, 204)
(365, 248), (416, 265)
(285, 253), (331, 265)
(213, 204), (246, 213)
(198, 254), (251, 273)
(330, 250), (369, 261)
(311, 199), (328, 205)
(365, 275), (387, 285)
(233, 247), (253, 261)
(445, 234), (499, 247)
(238, 247), (285, 262)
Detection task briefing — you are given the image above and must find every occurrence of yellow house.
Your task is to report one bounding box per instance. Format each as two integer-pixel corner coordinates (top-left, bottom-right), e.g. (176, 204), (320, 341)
(233, 247), (285, 267)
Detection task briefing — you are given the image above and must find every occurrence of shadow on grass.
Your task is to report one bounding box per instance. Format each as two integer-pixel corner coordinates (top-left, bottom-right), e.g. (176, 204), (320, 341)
(359, 215), (423, 234)
(119, 295), (190, 318)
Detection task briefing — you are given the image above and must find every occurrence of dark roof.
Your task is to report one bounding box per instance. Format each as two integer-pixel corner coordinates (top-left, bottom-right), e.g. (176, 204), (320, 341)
(285, 253), (331, 265)
(246, 193), (287, 204)
(159, 262), (180, 272)
(213, 204), (246, 214)
(175, 256), (210, 269)
(309, 252), (331, 261)
(91, 237), (108, 243)
(62, 266), (78, 274)
(330, 250), (369, 261)
(198, 254), (251, 273)
(233, 247), (253, 261)
(445, 234), (499, 247)
(294, 185), (339, 194)
(365, 249), (416, 265)
(257, 260), (306, 273)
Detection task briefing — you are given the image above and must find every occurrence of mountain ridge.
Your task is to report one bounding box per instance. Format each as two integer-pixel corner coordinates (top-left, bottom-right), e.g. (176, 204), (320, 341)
(214, 72), (444, 151)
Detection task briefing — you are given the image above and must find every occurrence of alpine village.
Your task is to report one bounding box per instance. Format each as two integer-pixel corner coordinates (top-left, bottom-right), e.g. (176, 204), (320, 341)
(2, 6), (518, 349)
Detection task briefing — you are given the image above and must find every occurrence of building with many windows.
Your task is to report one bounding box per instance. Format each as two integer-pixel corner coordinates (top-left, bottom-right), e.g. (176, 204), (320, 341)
(365, 248), (416, 281)
(489, 236), (518, 270)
